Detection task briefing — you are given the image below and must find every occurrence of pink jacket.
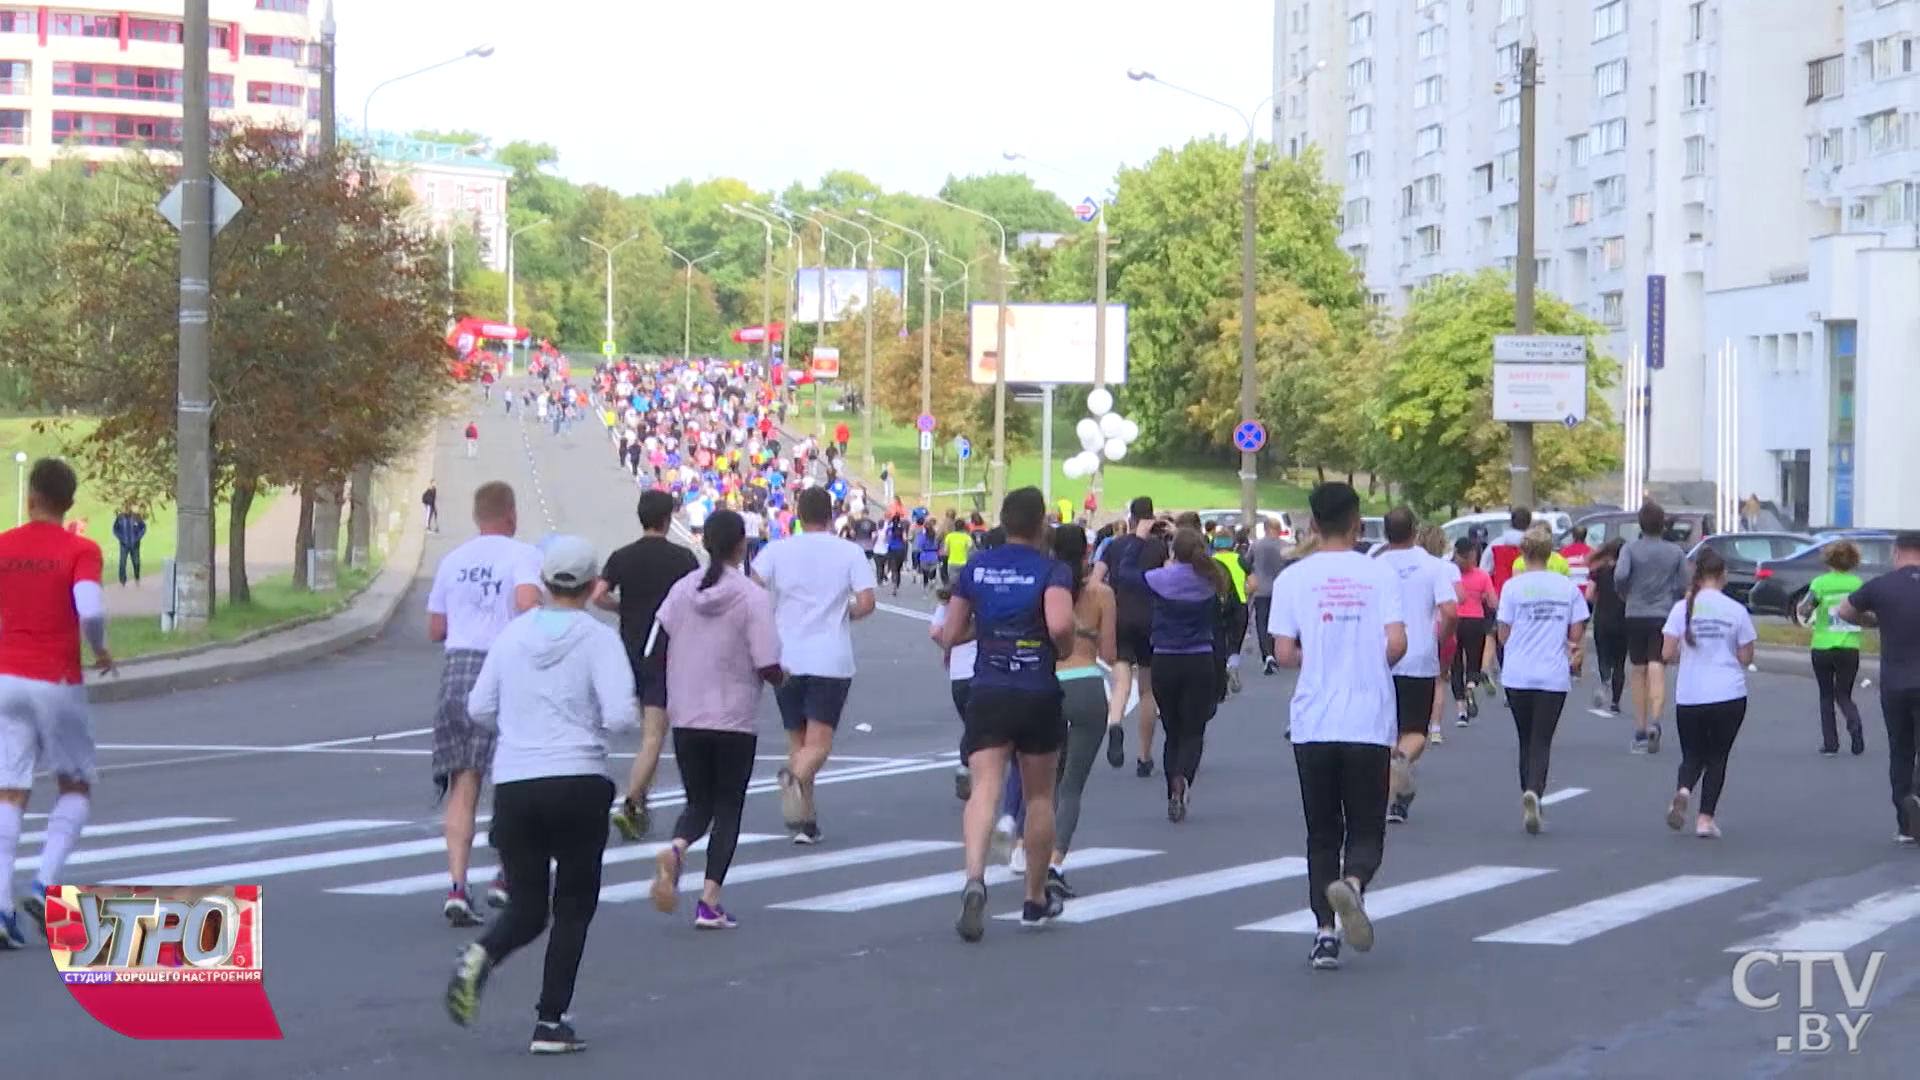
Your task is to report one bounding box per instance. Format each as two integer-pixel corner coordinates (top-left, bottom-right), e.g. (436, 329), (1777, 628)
(655, 564), (780, 735)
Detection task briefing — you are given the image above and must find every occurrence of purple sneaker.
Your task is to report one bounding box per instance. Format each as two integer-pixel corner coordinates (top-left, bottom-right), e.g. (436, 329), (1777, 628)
(693, 901), (737, 930)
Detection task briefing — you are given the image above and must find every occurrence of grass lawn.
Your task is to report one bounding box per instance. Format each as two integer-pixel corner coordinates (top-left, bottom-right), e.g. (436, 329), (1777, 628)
(1754, 620), (1880, 656)
(109, 565), (377, 661)
(0, 416), (274, 556)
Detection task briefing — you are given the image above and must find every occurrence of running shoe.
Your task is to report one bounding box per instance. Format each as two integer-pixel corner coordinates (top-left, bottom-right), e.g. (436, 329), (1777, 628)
(1046, 867), (1075, 901)
(989, 815), (1018, 864)
(792, 822), (823, 846)
(776, 767), (806, 832)
(1630, 732), (1650, 755)
(443, 943), (491, 1027)
(1427, 725), (1444, 745)
(1105, 726), (1124, 768)
(1263, 656), (1278, 676)
(1009, 845), (1028, 874)
(1309, 932), (1341, 970)
(1135, 758), (1154, 779)
(443, 885), (482, 928)
(610, 796), (649, 842)
(1819, 746), (1841, 758)
(1019, 894), (1064, 928)
(20, 880), (47, 940)
(1464, 693), (1479, 721)
(651, 846), (683, 913)
(954, 768), (971, 802)
(1646, 724), (1663, 755)
(1228, 668), (1243, 695)
(1903, 794), (1920, 831)
(1896, 834), (1916, 846)
(1852, 730), (1867, 756)
(1667, 790), (1689, 831)
(1390, 752), (1415, 800)
(1696, 820), (1721, 839)
(1522, 791), (1542, 836)
(529, 1018), (585, 1054)
(693, 901), (738, 929)
(956, 879), (988, 943)
(1386, 800), (1408, 826)
(0, 909), (25, 950)
(1325, 880), (1373, 953)
(485, 874), (509, 910)
(1167, 776), (1189, 824)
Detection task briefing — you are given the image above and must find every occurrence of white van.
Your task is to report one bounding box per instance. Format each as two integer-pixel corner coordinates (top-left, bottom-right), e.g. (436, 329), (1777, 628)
(1441, 510), (1573, 546)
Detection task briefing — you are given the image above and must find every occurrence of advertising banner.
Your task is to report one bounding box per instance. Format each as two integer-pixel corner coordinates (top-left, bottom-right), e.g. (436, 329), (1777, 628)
(792, 268), (906, 322)
(965, 303), (1128, 386)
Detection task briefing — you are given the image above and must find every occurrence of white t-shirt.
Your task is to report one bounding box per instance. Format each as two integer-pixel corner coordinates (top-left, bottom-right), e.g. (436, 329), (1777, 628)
(1661, 589), (1757, 706)
(930, 604), (979, 682)
(427, 534), (544, 653)
(1268, 551), (1405, 747)
(752, 529), (878, 678)
(1373, 546), (1457, 678)
(1496, 570), (1590, 693)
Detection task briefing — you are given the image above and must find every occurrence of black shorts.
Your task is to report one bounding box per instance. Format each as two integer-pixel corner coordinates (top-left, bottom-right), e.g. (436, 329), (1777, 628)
(1117, 623), (1154, 666)
(1393, 675), (1436, 736)
(961, 684), (1065, 759)
(1625, 617), (1666, 666)
(775, 675), (852, 733)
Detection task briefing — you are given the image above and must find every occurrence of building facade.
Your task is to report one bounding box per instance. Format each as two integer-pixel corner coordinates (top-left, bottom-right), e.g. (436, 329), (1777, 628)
(364, 132), (510, 273)
(1275, 0), (1920, 528)
(0, 0), (318, 166)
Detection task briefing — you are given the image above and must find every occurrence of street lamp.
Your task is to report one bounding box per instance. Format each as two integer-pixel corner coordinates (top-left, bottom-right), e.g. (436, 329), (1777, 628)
(858, 209), (936, 506)
(725, 203), (794, 366)
(927, 195), (1010, 512)
(813, 207), (879, 474)
(773, 206), (845, 438)
(662, 245), (720, 359)
(12, 450), (24, 526)
(933, 247), (990, 311)
(505, 218), (547, 373)
(579, 234), (641, 355)
(359, 44), (495, 143)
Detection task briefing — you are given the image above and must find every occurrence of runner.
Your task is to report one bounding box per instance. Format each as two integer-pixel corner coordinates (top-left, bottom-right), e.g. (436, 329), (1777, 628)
(444, 535), (636, 1053)
(1373, 509), (1458, 825)
(1660, 547), (1757, 838)
(1142, 528), (1236, 822)
(1496, 529), (1590, 835)
(1835, 531), (1920, 843)
(649, 511), (784, 929)
(465, 420), (480, 458)
(1095, 498), (1168, 776)
(1269, 482), (1406, 970)
(427, 481), (544, 925)
(1211, 528), (1250, 695)
(1797, 540), (1867, 756)
(1587, 539), (1629, 714)
(939, 487), (1075, 942)
(596, 490), (700, 842)
(752, 486), (877, 844)
(1446, 539), (1496, 727)
(1247, 525), (1288, 676)
(1047, 524), (1115, 898)
(1614, 502), (1689, 754)
(0, 459), (114, 948)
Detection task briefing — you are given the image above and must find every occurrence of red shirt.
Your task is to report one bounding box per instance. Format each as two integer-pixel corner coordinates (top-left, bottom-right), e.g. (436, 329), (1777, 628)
(834, 423), (850, 444)
(0, 522), (103, 685)
(465, 423), (479, 439)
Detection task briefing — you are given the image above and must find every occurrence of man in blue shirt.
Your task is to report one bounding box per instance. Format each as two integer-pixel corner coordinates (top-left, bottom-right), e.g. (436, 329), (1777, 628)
(937, 487), (1077, 942)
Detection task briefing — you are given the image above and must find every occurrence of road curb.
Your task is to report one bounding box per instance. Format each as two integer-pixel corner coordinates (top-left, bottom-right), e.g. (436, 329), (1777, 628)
(83, 442), (434, 704)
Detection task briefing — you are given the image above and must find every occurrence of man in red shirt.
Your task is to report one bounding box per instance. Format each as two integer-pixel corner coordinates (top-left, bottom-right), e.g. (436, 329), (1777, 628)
(1559, 525), (1594, 600)
(0, 458), (115, 949)
(833, 421), (850, 457)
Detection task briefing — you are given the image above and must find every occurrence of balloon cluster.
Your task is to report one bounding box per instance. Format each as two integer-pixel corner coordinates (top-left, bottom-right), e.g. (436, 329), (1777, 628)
(1063, 387), (1138, 480)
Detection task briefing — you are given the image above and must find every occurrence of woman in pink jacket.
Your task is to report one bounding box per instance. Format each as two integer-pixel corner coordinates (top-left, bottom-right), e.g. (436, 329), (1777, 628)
(648, 510), (785, 929)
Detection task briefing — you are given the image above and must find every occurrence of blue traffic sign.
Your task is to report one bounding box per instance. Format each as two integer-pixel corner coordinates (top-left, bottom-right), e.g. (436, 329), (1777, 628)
(1074, 198), (1099, 223)
(955, 435), (972, 461)
(1563, 414), (1581, 430)
(917, 412), (936, 433)
(1232, 421), (1266, 454)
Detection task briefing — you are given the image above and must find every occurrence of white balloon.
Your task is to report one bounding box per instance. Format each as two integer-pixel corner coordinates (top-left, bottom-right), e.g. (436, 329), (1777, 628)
(1099, 412), (1125, 439)
(1061, 457), (1082, 479)
(1103, 438), (1128, 462)
(1076, 419), (1104, 453)
(1079, 451), (1105, 473)
(1120, 418), (1140, 442)
(1087, 387), (1114, 416)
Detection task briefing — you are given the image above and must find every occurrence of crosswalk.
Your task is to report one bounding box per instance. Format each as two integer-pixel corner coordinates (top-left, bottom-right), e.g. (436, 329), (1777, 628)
(14, 812), (1920, 955)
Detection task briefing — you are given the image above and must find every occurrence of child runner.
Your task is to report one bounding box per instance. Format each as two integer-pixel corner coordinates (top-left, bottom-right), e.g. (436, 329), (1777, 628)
(1662, 547), (1757, 838)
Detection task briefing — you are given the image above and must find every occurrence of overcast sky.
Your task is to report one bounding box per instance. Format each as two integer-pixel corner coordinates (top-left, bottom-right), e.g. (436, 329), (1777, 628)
(334, 0), (1276, 202)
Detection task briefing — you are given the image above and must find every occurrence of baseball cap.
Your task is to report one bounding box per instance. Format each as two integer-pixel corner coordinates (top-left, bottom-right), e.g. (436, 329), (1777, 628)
(541, 534), (598, 589)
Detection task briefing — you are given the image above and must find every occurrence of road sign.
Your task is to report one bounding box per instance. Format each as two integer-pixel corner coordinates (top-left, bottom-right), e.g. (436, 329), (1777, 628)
(955, 435), (972, 461)
(1074, 198), (1099, 223)
(1564, 414), (1581, 429)
(1232, 421), (1266, 454)
(916, 413), (936, 434)
(602, 341), (617, 356)
(157, 175), (243, 235)
(1493, 363), (1589, 423)
(918, 431), (933, 452)
(1493, 335), (1587, 363)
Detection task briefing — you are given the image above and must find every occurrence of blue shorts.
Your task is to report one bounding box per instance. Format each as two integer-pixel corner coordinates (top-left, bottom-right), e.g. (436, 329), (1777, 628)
(775, 675), (852, 733)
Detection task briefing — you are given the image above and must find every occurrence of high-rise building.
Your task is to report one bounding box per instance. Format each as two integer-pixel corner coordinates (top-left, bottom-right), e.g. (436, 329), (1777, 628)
(1275, 0), (1920, 528)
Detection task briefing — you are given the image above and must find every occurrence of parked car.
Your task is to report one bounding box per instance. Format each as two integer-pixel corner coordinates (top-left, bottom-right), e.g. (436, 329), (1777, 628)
(1685, 532), (1814, 607)
(1574, 508), (1717, 548)
(1747, 532), (1898, 623)
(1441, 510), (1574, 547)
(1193, 508), (1296, 544)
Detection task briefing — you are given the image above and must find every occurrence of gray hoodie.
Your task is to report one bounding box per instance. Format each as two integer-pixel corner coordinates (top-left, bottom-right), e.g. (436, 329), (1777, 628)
(1613, 537), (1689, 620)
(467, 607), (641, 785)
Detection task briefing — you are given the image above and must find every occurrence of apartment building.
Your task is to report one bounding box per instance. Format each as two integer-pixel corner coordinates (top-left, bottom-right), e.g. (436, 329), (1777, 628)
(364, 132), (510, 273)
(1275, 0), (1920, 528)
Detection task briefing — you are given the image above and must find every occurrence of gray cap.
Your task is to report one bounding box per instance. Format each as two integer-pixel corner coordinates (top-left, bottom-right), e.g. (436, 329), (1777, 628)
(541, 534), (598, 589)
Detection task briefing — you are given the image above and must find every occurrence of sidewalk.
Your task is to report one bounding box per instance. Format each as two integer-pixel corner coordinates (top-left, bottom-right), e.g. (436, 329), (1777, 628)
(109, 489), (307, 617)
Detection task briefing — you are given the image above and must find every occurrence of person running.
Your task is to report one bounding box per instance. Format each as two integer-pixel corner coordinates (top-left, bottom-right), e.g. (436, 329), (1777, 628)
(939, 487), (1075, 942)
(444, 535), (636, 1053)
(465, 421), (480, 458)
(1211, 528), (1250, 695)
(930, 587), (978, 802)
(1496, 529), (1590, 836)
(1588, 539), (1629, 714)
(941, 517), (974, 587)
(1614, 501), (1688, 754)
(427, 481), (544, 925)
(1046, 524), (1115, 898)
(1373, 509), (1458, 825)
(1095, 499), (1168, 776)
(1270, 482), (1406, 970)
(1247, 525), (1288, 676)
(753, 485), (877, 844)
(0, 459), (115, 949)
(1661, 547), (1757, 838)
(1797, 540), (1867, 757)
(1835, 532), (1920, 844)
(1138, 527), (1233, 823)
(649, 511), (784, 930)
(422, 480), (439, 533)
(596, 490), (700, 842)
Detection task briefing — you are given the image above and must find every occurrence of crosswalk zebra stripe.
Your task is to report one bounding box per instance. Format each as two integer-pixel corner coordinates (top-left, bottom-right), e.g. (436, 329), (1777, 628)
(1539, 788), (1589, 806)
(995, 858), (1309, 924)
(769, 848), (1162, 913)
(327, 834), (785, 896)
(107, 836), (470, 887)
(1476, 875), (1758, 946)
(18, 820), (404, 874)
(20, 817), (231, 846)
(600, 840), (960, 904)
(1725, 886), (1920, 953)
(1237, 865), (1555, 933)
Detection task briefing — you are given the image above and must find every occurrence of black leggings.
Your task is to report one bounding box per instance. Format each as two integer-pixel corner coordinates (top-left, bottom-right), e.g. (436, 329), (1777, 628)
(671, 728), (758, 886)
(1151, 652), (1219, 797)
(1810, 648), (1864, 751)
(884, 549), (906, 587)
(1593, 620), (1628, 706)
(1451, 619), (1488, 700)
(1675, 698), (1748, 816)
(481, 773), (615, 1024)
(1506, 689), (1567, 794)
(1293, 741), (1390, 929)
(1884, 686), (1920, 837)
(1252, 596), (1275, 661)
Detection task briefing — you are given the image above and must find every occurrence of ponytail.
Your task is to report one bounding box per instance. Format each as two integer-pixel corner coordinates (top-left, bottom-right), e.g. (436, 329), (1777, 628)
(1172, 527), (1228, 596)
(699, 510), (747, 591)
(1683, 547), (1728, 647)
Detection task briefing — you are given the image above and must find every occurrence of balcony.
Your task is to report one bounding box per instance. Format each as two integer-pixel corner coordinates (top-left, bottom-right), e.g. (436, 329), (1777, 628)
(1683, 236), (1706, 274)
(1807, 55), (1843, 104)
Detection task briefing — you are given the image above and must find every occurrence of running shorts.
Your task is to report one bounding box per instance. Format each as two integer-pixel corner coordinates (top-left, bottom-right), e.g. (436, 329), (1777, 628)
(1392, 675), (1436, 737)
(1117, 622), (1154, 667)
(1624, 617), (1667, 666)
(432, 648), (495, 791)
(961, 684), (1066, 759)
(775, 675), (853, 733)
(0, 674), (95, 789)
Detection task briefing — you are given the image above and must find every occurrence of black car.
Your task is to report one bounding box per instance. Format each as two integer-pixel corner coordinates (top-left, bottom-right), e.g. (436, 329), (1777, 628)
(1747, 533), (1897, 623)
(1574, 508), (1717, 548)
(1685, 532), (1813, 607)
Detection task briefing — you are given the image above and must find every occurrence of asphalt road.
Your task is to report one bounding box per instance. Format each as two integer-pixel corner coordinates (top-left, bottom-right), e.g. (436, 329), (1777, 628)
(4, 381), (1915, 1079)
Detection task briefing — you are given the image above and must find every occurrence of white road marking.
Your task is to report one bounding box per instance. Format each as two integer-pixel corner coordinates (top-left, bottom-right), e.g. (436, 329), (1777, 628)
(331, 835), (785, 896)
(599, 840), (960, 904)
(20, 817), (230, 846)
(999, 858), (1308, 924)
(290, 728), (435, 750)
(1540, 788), (1590, 806)
(1477, 875), (1758, 945)
(19, 819), (403, 873)
(1726, 886), (1920, 953)
(1238, 866), (1556, 933)
(877, 602), (932, 622)
(770, 848), (1161, 913)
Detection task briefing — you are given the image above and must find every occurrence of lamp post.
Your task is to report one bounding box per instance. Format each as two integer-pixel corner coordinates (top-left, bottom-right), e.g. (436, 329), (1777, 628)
(12, 450), (24, 526)
(662, 246), (720, 359)
(726, 203), (794, 366)
(934, 248), (990, 311)
(773, 206), (842, 437)
(928, 196), (1009, 512)
(723, 205), (776, 363)
(504, 219), (547, 375)
(858, 209), (935, 505)
(579, 234), (640, 354)
(359, 44), (494, 143)
(814, 207), (878, 474)
(876, 241), (911, 318)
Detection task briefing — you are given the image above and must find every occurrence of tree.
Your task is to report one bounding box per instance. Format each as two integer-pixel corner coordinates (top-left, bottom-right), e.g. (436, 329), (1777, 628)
(1374, 270), (1620, 513)
(935, 173), (1080, 237)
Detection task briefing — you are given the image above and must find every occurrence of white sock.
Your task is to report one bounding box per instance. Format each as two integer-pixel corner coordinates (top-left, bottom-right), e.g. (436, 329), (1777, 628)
(0, 802), (19, 914)
(36, 793), (90, 889)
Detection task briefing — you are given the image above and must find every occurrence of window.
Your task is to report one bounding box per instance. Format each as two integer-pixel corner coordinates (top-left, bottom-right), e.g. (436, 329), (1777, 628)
(210, 74), (233, 109)
(1501, 0), (1526, 20)
(1417, 27), (1445, 59)
(1687, 1), (1705, 42)
(51, 13), (120, 37)
(1348, 12), (1372, 43)
(0, 60), (24, 96)
(1594, 59), (1626, 98)
(244, 35), (305, 60)
(1497, 43), (1520, 75)
(0, 106), (23, 143)
(1289, 6), (1306, 32)
(1344, 197), (1370, 228)
(1567, 192), (1592, 225)
(1496, 203), (1517, 236)
(1498, 96), (1520, 129)
(1348, 59), (1372, 91)
(52, 64), (185, 103)
(1807, 55), (1842, 103)
(1595, 174), (1626, 211)
(1412, 172), (1443, 209)
(1866, 109), (1907, 154)
(1883, 181), (1920, 223)
(1473, 163), (1494, 192)
(1348, 105), (1371, 135)
(256, 0), (309, 11)
(209, 25), (231, 49)
(1593, 1), (1625, 41)
(1684, 135), (1707, 176)
(128, 18), (182, 42)
(1683, 71), (1708, 108)
(52, 111), (183, 148)
(1868, 36), (1915, 80)
(1413, 75), (1443, 109)
(0, 9), (34, 34)
(1415, 124), (1444, 156)
(1600, 236), (1626, 271)
(1601, 291), (1624, 326)
(1569, 133), (1591, 166)
(1591, 118), (1626, 154)
(1347, 151), (1371, 181)
(1416, 225), (1443, 256)
(246, 81), (304, 107)
(1496, 149), (1519, 183)
(1807, 128), (1841, 167)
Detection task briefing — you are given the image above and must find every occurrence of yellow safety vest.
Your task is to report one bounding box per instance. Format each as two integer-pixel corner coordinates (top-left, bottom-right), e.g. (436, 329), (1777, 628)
(1214, 551), (1248, 603)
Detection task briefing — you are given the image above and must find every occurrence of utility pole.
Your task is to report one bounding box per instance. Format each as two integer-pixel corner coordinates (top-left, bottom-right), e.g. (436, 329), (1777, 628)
(172, 0), (214, 630)
(759, 225), (773, 367)
(1092, 205), (1109, 508)
(862, 242), (876, 475)
(1236, 141), (1258, 532)
(309, 0), (342, 592)
(814, 228), (827, 437)
(1509, 45), (1541, 509)
(988, 259), (1011, 513)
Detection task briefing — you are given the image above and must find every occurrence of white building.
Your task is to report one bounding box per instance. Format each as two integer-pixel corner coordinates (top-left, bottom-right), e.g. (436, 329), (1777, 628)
(1275, 0), (1920, 528)
(364, 131), (510, 273)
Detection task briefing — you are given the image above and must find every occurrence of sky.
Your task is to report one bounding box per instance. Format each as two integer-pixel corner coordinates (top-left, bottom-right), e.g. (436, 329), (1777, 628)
(334, 0), (1277, 204)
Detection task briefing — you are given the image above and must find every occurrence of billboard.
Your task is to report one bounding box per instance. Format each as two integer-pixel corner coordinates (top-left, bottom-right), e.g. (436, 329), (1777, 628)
(966, 303), (1128, 386)
(792, 267), (907, 323)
